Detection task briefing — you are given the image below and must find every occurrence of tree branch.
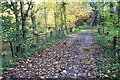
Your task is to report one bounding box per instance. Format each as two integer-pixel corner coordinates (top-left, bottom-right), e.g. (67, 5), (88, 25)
(24, 0), (32, 18)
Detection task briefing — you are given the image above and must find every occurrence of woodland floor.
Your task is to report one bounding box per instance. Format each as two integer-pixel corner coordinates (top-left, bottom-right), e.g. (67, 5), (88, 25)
(6, 30), (101, 80)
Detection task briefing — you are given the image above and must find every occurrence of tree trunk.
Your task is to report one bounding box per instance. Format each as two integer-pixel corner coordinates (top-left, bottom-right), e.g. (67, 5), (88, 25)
(20, 1), (32, 38)
(62, 1), (67, 31)
(20, 2), (26, 39)
(63, 7), (68, 33)
(31, 2), (36, 34)
(54, 12), (57, 28)
(89, 2), (99, 26)
(54, 0), (58, 29)
(31, 12), (36, 33)
(90, 9), (99, 26)
(44, 1), (48, 32)
(60, 12), (63, 30)
(110, 3), (114, 17)
(10, 1), (19, 39)
(10, 1), (20, 56)
(117, 1), (120, 28)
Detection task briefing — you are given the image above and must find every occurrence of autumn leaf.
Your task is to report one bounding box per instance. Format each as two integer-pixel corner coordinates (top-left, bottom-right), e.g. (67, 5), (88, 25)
(0, 76), (3, 80)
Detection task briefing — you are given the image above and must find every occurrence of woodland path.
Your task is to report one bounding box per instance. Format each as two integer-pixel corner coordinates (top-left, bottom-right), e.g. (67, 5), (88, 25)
(6, 30), (101, 79)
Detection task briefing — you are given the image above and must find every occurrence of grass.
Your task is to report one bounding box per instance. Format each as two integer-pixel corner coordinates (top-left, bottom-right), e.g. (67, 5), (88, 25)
(74, 25), (96, 33)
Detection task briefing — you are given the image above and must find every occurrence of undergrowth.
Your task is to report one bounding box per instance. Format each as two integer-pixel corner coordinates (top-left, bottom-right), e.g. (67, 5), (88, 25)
(94, 32), (120, 80)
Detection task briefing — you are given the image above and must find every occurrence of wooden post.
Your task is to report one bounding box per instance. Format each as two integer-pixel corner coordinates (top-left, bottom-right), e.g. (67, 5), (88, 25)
(36, 34), (40, 45)
(58, 29), (60, 37)
(65, 27), (68, 34)
(56, 30), (58, 37)
(106, 32), (109, 36)
(63, 30), (65, 36)
(70, 27), (73, 32)
(45, 33), (48, 44)
(55, 30), (58, 40)
(102, 27), (104, 34)
(113, 36), (117, 50)
(9, 41), (15, 57)
(62, 30), (64, 37)
(50, 31), (52, 40)
(98, 27), (101, 34)
(15, 42), (20, 56)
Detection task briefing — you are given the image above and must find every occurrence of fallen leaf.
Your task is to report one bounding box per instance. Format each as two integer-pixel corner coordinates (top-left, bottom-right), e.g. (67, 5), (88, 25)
(0, 76), (3, 79)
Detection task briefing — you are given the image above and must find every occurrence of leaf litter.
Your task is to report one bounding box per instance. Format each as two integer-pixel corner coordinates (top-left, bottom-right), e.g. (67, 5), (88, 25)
(6, 30), (100, 79)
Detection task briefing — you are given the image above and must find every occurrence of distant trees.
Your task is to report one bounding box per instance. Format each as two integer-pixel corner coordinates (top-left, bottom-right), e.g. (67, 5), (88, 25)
(1, 1), (93, 42)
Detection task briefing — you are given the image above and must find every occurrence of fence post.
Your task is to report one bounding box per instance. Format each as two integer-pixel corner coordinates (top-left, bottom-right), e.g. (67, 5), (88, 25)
(65, 27), (68, 34)
(70, 27), (73, 32)
(98, 27), (101, 34)
(62, 30), (64, 37)
(58, 29), (60, 37)
(45, 33), (48, 43)
(9, 41), (15, 57)
(102, 27), (104, 34)
(66, 28), (68, 35)
(50, 31), (52, 41)
(14, 41), (20, 57)
(55, 29), (58, 37)
(36, 34), (40, 45)
(113, 36), (117, 50)
(63, 30), (65, 36)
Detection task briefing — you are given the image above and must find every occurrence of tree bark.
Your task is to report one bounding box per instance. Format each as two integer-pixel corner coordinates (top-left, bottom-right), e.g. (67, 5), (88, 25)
(54, 12), (57, 28)
(31, 2), (36, 34)
(20, 2), (26, 38)
(117, 1), (120, 28)
(89, 2), (99, 26)
(20, 1), (32, 38)
(61, 1), (67, 33)
(44, 1), (48, 32)
(54, 0), (58, 29)
(10, 1), (20, 56)
(60, 12), (63, 30)
(10, 1), (19, 39)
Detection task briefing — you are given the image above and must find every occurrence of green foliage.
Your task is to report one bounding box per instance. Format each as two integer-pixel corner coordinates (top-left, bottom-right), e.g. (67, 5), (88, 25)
(2, 56), (17, 72)
(1, 1), (119, 78)
(94, 33), (111, 47)
(81, 2), (88, 5)
(74, 26), (94, 32)
(79, 26), (93, 29)
(1, 51), (7, 56)
(98, 2), (119, 28)
(94, 32), (120, 79)
(74, 28), (80, 32)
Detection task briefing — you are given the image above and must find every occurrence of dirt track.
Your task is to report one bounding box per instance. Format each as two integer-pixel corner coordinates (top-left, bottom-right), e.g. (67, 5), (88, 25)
(6, 30), (100, 79)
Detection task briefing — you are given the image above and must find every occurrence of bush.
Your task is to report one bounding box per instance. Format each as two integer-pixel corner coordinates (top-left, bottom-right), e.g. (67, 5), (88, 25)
(94, 32), (120, 79)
